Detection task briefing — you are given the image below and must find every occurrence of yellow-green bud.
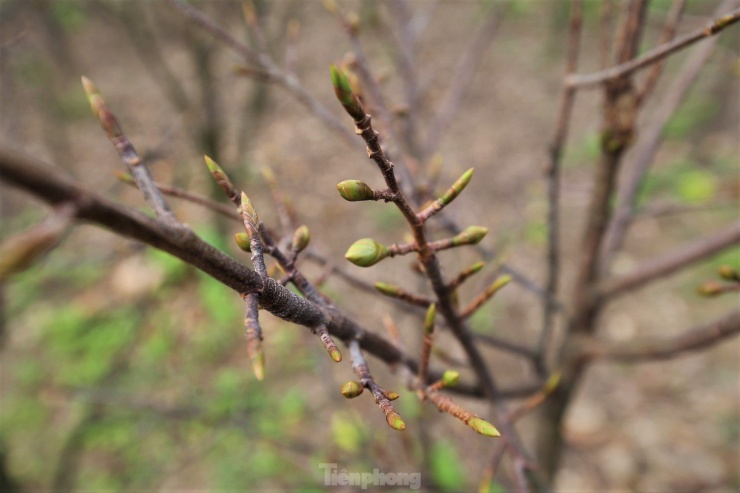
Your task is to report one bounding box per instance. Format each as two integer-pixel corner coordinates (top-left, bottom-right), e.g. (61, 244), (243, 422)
(441, 370), (460, 387)
(341, 380), (364, 398)
(345, 238), (389, 267)
(291, 225), (310, 252)
(468, 417), (500, 437)
(337, 180), (375, 201)
(424, 303), (436, 334)
(234, 232), (251, 252)
(451, 226), (488, 246)
(439, 168), (474, 206)
(386, 413), (406, 431)
(374, 282), (400, 296)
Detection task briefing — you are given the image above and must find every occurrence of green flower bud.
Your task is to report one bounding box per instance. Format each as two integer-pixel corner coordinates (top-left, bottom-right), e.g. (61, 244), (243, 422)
(385, 391), (400, 401)
(441, 370), (460, 388)
(468, 417), (500, 437)
(451, 226), (488, 246)
(234, 232), (251, 252)
(337, 180), (375, 201)
(341, 380), (364, 398)
(345, 238), (389, 267)
(291, 225), (310, 252)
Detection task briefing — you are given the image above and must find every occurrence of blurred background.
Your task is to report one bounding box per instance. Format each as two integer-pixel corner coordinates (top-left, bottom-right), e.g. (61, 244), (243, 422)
(0, 0), (738, 491)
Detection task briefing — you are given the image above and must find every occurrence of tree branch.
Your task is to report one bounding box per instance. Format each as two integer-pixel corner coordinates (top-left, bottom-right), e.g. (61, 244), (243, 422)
(599, 222), (740, 300)
(577, 310), (740, 362)
(566, 5), (740, 88)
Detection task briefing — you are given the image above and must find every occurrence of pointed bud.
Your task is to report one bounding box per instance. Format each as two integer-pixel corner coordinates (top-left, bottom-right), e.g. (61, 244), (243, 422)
(441, 370), (460, 388)
(204, 155), (238, 203)
(543, 371), (562, 395)
(341, 380), (364, 398)
(468, 417), (501, 437)
(451, 226), (488, 246)
(345, 238), (389, 267)
(241, 192), (257, 223)
(384, 391), (400, 401)
(81, 76), (123, 139)
(330, 64), (364, 119)
(439, 168), (474, 206)
(718, 265), (739, 282)
(250, 350), (265, 381)
(337, 180), (375, 201)
(386, 412), (406, 431)
(374, 282), (401, 297)
(234, 232), (251, 252)
(291, 225), (310, 252)
(697, 281), (724, 297)
(0, 210), (74, 281)
(485, 275), (511, 297)
(424, 303), (436, 335)
(468, 261), (485, 275)
(113, 170), (134, 185)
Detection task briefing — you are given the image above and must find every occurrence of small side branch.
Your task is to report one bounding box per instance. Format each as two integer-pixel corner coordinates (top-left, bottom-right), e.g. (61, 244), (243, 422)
(82, 77), (175, 222)
(566, 6), (740, 88)
(348, 340), (405, 431)
(243, 293), (264, 380)
(599, 222), (740, 300)
(576, 310), (740, 362)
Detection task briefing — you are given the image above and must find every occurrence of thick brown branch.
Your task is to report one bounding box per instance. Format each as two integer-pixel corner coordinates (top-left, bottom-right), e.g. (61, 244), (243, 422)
(0, 147), (489, 398)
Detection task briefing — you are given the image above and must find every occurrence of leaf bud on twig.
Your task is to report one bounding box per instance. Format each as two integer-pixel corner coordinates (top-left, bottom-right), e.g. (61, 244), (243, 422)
(341, 380), (364, 398)
(451, 226), (489, 247)
(442, 370), (460, 388)
(345, 238), (390, 267)
(337, 180), (375, 201)
(467, 417), (501, 437)
(291, 225), (310, 253)
(234, 232), (251, 252)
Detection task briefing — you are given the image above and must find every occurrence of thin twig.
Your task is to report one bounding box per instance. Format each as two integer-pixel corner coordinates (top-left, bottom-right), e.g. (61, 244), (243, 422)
(423, 2), (508, 157)
(115, 170), (240, 221)
(82, 77), (176, 223)
(166, 0), (356, 146)
(537, 0), (582, 376)
(566, 6), (740, 88)
(636, 0), (686, 105)
(598, 222), (740, 300)
(577, 310), (740, 362)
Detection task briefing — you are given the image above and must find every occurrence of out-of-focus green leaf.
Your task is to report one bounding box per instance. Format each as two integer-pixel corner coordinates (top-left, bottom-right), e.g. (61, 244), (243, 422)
(331, 411), (367, 453)
(430, 439), (465, 491)
(675, 169), (717, 204)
